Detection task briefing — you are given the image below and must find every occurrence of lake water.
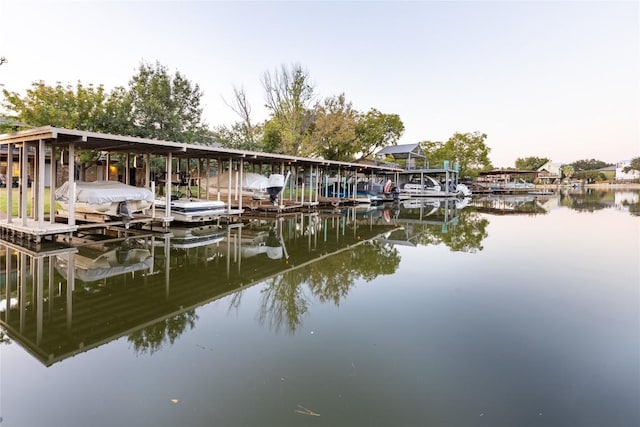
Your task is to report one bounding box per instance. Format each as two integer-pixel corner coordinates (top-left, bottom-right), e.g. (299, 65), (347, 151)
(1, 189), (638, 427)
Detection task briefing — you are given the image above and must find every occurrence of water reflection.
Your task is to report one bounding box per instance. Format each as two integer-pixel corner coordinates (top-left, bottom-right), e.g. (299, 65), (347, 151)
(0, 211), (403, 364)
(560, 188), (640, 215)
(1, 190), (635, 366)
(470, 193), (556, 215)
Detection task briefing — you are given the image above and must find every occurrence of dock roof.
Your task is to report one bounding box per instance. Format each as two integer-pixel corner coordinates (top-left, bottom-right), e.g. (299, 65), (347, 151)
(0, 126), (402, 173)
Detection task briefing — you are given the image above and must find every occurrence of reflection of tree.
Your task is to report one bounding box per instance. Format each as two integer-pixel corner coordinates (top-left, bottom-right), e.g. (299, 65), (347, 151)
(128, 310), (198, 355)
(560, 190), (610, 212)
(439, 210), (489, 253)
(627, 202), (640, 217)
(258, 276), (309, 334)
(561, 190), (640, 216)
(414, 210), (489, 253)
(258, 241), (400, 334)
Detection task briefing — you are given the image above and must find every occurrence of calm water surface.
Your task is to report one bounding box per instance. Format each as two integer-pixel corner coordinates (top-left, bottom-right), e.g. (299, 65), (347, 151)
(1, 190), (638, 427)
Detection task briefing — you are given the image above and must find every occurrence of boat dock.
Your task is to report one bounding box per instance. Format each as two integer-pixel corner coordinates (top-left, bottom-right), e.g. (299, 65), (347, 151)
(0, 126), (402, 243)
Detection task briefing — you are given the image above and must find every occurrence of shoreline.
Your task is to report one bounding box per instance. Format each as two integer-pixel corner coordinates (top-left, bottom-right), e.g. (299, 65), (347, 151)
(535, 183), (640, 190)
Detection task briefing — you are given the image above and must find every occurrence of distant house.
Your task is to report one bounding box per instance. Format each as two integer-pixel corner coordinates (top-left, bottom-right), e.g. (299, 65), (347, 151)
(598, 165), (617, 181)
(615, 160), (640, 182)
(536, 161), (561, 184)
(376, 143), (425, 170)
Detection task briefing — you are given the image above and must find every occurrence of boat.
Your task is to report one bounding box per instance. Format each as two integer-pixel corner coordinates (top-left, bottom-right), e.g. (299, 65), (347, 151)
(154, 198), (226, 223)
(398, 175), (471, 198)
(266, 172), (290, 205)
(55, 246), (153, 283)
(356, 180), (396, 203)
(167, 224), (226, 249)
(240, 227), (286, 260)
(203, 171), (271, 200)
(55, 180), (155, 219)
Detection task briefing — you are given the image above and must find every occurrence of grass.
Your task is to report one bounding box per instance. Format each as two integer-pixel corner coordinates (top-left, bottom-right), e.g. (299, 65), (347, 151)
(0, 188), (56, 217)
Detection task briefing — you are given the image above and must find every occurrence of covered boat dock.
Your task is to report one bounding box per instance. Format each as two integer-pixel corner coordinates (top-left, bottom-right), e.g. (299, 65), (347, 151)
(0, 126), (401, 242)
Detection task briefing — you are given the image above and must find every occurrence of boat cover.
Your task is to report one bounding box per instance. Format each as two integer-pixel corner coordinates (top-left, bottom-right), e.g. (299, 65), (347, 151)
(210, 172), (269, 191)
(56, 181), (155, 204)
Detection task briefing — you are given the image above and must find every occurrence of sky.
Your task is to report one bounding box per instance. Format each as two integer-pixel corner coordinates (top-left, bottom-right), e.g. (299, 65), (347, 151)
(0, 0), (638, 167)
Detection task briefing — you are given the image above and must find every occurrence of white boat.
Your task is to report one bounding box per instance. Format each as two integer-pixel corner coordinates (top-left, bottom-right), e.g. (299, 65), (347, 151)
(167, 224), (226, 249)
(399, 176), (471, 198)
(154, 198), (226, 223)
(240, 228), (285, 260)
(55, 247), (153, 283)
(55, 180), (154, 218)
(203, 171), (270, 200)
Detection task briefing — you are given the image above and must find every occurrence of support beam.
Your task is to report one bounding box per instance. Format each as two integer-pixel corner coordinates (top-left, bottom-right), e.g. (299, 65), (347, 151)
(20, 143), (28, 226)
(38, 139), (45, 227)
(6, 143), (13, 224)
(68, 144), (76, 226)
(50, 146), (57, 225)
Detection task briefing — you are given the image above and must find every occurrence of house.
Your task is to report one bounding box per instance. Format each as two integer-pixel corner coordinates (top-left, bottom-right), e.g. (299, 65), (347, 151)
(536, 161), (561, 184)
(376, 143), (426, 170)
(615, 160), (640, 182)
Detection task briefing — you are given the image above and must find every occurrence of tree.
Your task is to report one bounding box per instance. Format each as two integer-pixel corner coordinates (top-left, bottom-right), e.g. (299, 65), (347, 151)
(221, 85), (260, 149)
(624, 156), (640, 173)
(354, 108), (404, 159)
(261, 118), (284, 154)
(562, 164), (575, 180)
(261, 63), (315, 155)
(420, 139), (446, 164)
(573, 169), (605, 183)
(2, 81), (118, 177)
(570, 159), (611, 171)
(309, 94), (357, 161)
(213, 121), (263, 151)
(421, 131), (492, 178)
(515, 156), (549, 170)
(3, 81), (110, 130)
(127, 61), (208, 143)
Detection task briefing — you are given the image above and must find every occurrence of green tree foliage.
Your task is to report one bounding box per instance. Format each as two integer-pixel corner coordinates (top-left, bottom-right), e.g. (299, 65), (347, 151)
(3, 81), (110, 130)
(573, 169), (605, 183)
(213, 122), (263, 151)
(261, 118), (284, 154)
(310, 94), (357, 161)
(261, 63), (315, 155)
(562, 164), (575, 179)
(420, 131), (492, 178)
(624, 156), (640, 173)
(127, 61), (208, 143)
(570, 158), (611, 171)
(2, 81), (119, 174)
(354, 108), (404, 160)
(515, 156), (549, 170)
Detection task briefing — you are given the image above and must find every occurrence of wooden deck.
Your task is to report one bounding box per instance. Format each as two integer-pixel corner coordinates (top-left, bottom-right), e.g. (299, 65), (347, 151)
(0, 218), (77, 243)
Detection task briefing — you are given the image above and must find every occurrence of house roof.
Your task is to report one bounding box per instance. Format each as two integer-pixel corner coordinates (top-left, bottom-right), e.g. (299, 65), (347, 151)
(376, 143), (425, 159)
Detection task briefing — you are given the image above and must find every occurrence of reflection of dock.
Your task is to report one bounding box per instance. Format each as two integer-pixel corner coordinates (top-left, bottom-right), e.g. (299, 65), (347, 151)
(0, 214), (399, 366)
(470, 194), (554, 215)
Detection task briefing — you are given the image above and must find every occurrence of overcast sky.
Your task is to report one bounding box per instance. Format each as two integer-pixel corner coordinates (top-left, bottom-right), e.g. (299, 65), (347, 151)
(0, 0), (637, 167)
